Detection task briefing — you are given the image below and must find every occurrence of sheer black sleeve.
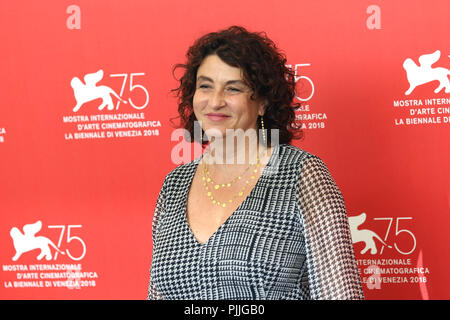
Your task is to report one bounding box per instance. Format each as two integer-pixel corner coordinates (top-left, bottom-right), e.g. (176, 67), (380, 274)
(147, 178), (166, 300)
(297, 155), (364, 299)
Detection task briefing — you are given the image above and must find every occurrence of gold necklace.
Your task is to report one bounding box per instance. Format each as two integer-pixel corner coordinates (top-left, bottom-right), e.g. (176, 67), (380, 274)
(203, 161), (253, 188)
(201, 148), (267, 208)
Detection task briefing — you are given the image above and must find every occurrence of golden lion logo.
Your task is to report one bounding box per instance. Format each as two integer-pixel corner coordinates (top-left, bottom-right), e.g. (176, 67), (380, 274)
(71, 69), (127, 112)
(10, 221), (65, 261)
(349, 213), (392, 255)
(403, 50), (450, 95)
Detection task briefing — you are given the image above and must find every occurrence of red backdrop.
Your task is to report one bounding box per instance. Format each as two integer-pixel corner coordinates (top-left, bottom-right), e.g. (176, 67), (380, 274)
(0, 0), (449, 299)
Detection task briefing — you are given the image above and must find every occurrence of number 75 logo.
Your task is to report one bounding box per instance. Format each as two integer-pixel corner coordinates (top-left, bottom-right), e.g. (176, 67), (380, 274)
(48, 225), (86, 261)
(285, 64), (315, 102)
(71, 70), (149, 113)
(10, 221), (86, 262)
(349, 213), (416, 255)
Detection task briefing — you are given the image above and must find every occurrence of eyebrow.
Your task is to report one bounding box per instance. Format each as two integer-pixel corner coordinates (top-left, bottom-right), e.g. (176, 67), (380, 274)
(196, 75), (248, 86)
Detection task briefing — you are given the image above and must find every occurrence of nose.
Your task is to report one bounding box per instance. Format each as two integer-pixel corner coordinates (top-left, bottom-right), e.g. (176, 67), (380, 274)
(209, 89), (226, 109)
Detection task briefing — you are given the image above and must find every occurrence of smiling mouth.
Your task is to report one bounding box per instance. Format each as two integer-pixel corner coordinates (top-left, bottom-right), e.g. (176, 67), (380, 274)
(206, 114), (230, 122)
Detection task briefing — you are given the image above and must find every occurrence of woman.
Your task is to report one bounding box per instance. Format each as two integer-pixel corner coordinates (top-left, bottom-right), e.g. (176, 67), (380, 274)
(148, 26), (364, 300)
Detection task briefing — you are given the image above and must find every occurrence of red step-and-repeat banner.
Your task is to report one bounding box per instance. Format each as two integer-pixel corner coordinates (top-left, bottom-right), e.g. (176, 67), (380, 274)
(0, 0), (448, 300)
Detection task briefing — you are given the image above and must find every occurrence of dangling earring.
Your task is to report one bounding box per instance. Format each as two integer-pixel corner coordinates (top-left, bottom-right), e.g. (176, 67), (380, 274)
(260, 115), (266, 145)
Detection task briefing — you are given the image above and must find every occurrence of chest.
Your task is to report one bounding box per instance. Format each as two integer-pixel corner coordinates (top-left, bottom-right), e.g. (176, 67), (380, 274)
(153, 168), (308, 299)
(185, 167), (260, 245)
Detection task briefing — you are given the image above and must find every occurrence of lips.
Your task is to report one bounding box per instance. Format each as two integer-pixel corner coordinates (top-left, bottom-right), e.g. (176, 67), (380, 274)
(206, 113), (230, 122)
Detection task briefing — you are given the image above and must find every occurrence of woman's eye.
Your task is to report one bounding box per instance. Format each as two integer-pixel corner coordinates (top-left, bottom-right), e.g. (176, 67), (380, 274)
(227, 87), (241, 92)
(199, 84), (210, 89)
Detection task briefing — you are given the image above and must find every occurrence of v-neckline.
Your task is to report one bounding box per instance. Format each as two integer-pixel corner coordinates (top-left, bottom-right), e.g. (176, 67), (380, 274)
(183, 143), (280, 247)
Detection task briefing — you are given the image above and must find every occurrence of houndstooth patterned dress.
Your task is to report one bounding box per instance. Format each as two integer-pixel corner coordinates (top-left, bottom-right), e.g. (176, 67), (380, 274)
(147, 143), (364, 300)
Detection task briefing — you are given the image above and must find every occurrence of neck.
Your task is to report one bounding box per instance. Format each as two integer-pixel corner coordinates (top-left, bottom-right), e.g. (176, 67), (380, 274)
(202, 134), (270, 170)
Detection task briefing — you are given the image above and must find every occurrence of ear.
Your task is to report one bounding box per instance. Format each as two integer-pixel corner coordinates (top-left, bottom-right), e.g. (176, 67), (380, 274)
(258, 99), (268, 116)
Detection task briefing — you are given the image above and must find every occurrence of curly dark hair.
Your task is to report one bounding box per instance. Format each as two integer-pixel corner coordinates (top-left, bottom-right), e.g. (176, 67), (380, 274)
(170, 25), (303, 147)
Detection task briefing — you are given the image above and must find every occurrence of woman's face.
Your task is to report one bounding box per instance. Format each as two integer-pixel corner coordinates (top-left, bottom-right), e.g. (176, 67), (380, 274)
(193, 54), (265, 140)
